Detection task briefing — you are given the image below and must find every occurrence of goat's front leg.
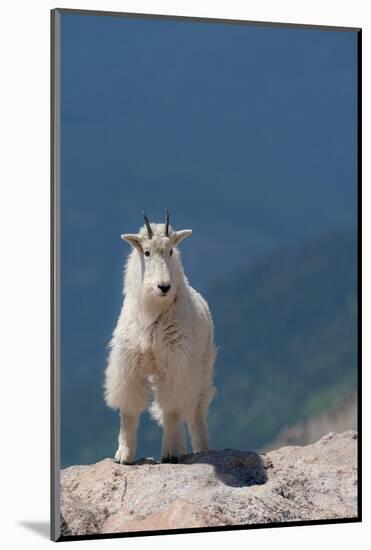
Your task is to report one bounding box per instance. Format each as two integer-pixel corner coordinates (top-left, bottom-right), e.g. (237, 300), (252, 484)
(115, 413), (140, 464)
(161, 412), (186, 463)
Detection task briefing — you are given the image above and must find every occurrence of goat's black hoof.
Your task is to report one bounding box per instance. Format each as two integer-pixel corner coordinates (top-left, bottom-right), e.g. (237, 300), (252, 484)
(114, 457), (133, 465)
(161, 456), (179, 464)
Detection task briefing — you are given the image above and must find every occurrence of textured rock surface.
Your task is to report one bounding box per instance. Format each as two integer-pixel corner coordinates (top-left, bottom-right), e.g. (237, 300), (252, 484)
(60, 431), (358, 536)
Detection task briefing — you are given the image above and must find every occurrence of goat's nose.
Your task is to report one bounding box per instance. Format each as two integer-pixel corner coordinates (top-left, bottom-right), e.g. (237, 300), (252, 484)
(158, 283), (171, 294)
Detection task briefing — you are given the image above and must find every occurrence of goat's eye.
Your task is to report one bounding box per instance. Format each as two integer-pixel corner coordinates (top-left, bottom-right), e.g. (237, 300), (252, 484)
(170, 249), (173, 256)
(144, 250), (150, 257)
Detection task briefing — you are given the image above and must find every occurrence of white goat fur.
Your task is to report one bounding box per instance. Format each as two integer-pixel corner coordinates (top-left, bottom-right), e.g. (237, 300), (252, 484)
(104, 221), (216, 463)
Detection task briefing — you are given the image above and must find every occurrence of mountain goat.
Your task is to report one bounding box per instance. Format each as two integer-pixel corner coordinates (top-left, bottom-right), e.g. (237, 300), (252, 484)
(104, 211), (217, 464)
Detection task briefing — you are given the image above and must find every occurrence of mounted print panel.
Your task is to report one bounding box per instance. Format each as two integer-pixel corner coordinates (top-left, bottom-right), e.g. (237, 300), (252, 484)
(51, 8), (361, 542)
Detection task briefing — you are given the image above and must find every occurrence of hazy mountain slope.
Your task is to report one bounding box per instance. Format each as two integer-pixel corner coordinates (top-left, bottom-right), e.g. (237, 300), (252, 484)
(261, 390), (357, 451)
(206, 228), (357, 451)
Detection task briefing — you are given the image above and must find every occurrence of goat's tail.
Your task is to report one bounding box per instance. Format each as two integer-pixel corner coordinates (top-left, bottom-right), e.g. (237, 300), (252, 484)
(149, 401), (164, 427)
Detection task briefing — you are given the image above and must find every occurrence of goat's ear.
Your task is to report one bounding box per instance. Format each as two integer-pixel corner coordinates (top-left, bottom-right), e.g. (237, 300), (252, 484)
(172, 229), (192, 247)
(121, 234), (142, 251)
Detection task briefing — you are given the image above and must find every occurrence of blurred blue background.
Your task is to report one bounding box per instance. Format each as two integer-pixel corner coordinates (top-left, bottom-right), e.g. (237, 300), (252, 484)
(60, 13), (358, 467)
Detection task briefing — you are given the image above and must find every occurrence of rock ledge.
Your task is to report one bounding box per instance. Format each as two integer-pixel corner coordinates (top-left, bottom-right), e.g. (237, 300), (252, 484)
(61, 430), (358, 536)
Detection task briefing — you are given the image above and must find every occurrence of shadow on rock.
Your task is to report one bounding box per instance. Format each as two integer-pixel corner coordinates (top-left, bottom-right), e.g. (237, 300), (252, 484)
(132, 449), (268, 488)
(181, 449), (268, 488)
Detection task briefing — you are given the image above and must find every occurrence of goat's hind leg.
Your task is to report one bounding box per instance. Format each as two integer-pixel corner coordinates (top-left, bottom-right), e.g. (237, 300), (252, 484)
(161, 412), (186, 463)
(187, 389), (214, 454)
(187, 412), (209, 453)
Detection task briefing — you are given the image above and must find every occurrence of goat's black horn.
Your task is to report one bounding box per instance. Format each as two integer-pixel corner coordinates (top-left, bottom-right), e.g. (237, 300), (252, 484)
(143, 210), (153, 239)
(165, 209), (169, 236)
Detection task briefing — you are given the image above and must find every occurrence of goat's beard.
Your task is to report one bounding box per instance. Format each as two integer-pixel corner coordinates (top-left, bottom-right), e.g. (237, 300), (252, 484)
(141, 285), (174, 319)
